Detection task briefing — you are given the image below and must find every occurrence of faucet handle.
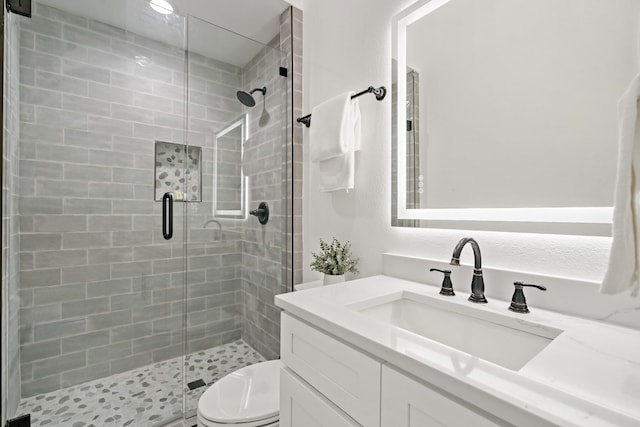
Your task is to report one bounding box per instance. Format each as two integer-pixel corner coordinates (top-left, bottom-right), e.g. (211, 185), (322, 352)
(430, 268), (455, 296)
(509, 282), (547, 313)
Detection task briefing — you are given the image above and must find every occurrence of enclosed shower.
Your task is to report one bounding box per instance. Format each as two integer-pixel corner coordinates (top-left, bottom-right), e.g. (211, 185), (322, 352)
(1, 0), (293, 425)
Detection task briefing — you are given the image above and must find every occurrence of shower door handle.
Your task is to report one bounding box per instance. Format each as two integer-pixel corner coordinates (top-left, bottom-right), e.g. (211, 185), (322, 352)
(162, 192), (173, 240)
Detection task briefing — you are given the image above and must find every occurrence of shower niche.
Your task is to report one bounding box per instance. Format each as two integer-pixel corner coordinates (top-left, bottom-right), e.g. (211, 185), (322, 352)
(154, 141), (203, 202)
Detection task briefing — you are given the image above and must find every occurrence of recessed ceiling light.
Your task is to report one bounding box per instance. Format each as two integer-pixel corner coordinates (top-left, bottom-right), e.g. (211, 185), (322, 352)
(149, 0), (174, 15)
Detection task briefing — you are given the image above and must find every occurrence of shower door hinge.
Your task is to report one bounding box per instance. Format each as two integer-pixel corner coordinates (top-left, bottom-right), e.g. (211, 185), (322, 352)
(6, 0), (31, 18)
(279, 67), (288, 77)
(6, 414), (30, 427)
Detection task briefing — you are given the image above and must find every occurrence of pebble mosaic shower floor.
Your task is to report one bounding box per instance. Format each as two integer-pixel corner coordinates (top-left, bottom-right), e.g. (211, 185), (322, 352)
(15, 340), (266, 427)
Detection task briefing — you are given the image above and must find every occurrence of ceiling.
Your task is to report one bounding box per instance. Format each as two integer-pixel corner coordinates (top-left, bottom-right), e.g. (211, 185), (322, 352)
(172, 0), (291, 45)
(35, 0), (291, 67)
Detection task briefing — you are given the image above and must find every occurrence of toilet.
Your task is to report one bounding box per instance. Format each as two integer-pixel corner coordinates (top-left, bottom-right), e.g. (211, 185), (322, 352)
(197, 359), (281, 427)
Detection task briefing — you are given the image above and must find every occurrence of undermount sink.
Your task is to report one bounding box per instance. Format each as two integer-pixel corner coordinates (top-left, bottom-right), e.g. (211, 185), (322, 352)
(349, 291), (562, 371)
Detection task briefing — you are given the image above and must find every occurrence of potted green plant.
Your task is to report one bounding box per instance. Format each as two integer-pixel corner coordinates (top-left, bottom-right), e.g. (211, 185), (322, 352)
(310, 237), (359, 285)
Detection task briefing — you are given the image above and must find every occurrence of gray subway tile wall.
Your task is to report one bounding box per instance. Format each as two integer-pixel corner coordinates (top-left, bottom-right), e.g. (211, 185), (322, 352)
(15, 3), (286, 400)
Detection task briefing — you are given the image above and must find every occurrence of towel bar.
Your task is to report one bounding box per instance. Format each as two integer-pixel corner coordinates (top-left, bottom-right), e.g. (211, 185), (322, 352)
(296, 86), (386, 128)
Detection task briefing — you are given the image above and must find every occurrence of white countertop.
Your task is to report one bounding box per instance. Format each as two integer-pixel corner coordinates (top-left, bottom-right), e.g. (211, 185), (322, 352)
(275, 275), (640, 427)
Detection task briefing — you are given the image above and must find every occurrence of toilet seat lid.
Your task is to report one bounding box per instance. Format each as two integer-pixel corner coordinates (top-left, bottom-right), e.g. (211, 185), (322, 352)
(198, 360), (281, 424)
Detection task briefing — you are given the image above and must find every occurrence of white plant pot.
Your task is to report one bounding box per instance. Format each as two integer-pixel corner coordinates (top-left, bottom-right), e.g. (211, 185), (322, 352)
(323, 274), (345, 286)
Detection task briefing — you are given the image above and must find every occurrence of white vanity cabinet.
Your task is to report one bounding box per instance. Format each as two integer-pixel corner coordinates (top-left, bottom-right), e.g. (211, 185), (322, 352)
(280, 367), (359, 427)
(280, 312), (503, 427)
(381, 365), (504, 427)
(277, 275), (640, 426)
(280, 313), (381, 427)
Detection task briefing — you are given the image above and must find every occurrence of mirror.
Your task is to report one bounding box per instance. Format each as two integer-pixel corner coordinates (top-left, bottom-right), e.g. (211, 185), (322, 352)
(392, 0), (639, 231)
(213, 115), (249, 218)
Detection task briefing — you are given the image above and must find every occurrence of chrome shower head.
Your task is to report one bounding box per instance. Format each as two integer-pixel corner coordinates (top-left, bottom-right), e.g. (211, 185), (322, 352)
(236, 87), (266, 107)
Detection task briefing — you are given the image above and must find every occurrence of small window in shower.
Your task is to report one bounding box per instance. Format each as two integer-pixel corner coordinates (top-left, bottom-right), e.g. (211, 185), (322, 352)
(213, 115), (248, 218)
(154, 141), (202, 201)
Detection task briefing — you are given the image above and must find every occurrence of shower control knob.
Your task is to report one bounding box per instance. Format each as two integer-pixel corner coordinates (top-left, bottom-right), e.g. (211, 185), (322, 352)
(249, 202), (269, 225)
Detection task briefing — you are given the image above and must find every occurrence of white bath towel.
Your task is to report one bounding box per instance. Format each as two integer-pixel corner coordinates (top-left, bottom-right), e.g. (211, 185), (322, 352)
(318, 150), (355, 193)
(309, 92), (361, 162)
(601, 74), (640, 296)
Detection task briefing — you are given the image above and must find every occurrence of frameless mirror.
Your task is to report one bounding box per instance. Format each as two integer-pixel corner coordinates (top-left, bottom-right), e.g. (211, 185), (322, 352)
(392, 0), (640, 232)
(213, 115), (249, 218)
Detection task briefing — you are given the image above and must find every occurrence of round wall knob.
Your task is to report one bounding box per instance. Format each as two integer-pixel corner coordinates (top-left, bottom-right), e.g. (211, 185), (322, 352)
(249, 202), (269, 224)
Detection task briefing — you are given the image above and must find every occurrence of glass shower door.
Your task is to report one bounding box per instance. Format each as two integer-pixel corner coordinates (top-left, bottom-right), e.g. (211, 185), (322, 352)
(12, 1), (190, 425)
(183, 15), (288, 416)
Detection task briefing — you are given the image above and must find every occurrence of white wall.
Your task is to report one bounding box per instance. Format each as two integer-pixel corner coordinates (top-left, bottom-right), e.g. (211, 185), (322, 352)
(302, 0), (617, 287)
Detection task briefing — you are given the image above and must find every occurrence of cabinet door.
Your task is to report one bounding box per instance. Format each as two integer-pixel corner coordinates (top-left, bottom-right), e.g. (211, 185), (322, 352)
(281, 313), (381, 426)
(381, 366), (504, 427)
(280, 367), (359, 427)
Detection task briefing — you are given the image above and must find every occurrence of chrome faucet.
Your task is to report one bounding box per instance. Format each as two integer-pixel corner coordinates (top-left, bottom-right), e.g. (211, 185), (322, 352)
(450, 237), (487, 303)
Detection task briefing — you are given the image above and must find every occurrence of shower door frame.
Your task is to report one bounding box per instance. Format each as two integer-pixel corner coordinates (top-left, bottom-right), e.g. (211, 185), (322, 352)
(1, 1), (6, 424)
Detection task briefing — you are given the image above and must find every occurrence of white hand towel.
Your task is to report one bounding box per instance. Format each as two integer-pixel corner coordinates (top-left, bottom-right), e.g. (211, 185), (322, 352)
(318, 150), (355, 193)
(309, 92), (361, 162)
(601, 73), (640, 296)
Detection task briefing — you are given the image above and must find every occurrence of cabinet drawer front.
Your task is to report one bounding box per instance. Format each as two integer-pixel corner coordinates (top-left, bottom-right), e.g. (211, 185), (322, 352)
(281, 313), (381, 427)
(381, 365), (503, 427)
(280, 367), (359, 427)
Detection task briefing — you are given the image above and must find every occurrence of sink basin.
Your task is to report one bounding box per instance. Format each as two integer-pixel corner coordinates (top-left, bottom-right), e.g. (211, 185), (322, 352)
(350, 291), (562, 371)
